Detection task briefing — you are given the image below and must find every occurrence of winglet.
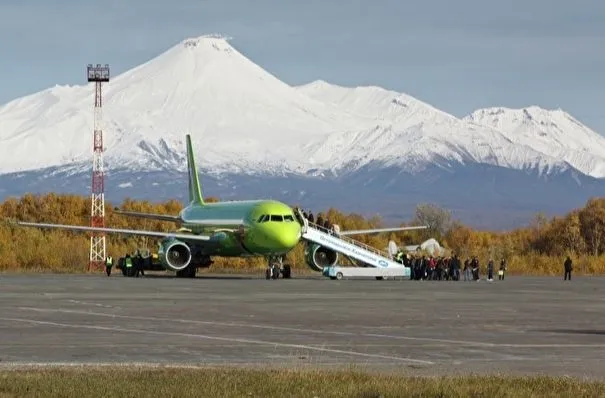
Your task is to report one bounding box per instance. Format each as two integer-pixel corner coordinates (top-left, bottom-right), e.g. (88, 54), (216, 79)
(186, 134), (205, 205)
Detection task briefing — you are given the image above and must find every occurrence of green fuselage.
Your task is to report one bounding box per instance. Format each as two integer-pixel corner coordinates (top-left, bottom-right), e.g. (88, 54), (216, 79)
(179, 199), (302, 257)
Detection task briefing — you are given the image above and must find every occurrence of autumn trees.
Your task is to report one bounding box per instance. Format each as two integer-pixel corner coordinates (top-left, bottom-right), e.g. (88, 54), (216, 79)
(1, 194), (605, 274)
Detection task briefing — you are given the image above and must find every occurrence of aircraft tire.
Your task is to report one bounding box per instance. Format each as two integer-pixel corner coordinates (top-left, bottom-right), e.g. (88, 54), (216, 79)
(336, 272), (343, 280)
(175, 265), (196, 278)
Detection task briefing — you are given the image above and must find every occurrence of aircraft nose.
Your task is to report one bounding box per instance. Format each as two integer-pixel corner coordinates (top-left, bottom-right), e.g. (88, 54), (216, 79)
(271, 225), (300, 249)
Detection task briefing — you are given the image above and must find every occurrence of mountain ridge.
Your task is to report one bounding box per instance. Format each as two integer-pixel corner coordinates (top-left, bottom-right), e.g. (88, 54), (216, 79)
(0, 35), (603, 228)
(0, 35), (602, 179)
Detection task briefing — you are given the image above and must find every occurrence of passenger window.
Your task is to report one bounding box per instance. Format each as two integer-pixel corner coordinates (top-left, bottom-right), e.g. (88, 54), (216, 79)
(284, 215), (294, 222)
(270, 215), (283, 222)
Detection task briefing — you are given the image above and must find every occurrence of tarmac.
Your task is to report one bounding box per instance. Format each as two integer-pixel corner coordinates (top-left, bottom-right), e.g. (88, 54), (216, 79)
(1, 272), (604, 378)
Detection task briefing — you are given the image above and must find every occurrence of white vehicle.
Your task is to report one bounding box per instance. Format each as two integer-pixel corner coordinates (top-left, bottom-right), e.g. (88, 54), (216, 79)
(324, 265), (410, 280)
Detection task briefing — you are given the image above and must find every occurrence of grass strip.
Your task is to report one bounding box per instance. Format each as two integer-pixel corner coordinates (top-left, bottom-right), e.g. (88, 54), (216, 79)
(0, 366), (603, 397)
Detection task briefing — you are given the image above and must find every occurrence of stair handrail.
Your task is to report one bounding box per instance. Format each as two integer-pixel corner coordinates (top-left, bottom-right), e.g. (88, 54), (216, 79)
(306, 222), (392, 260)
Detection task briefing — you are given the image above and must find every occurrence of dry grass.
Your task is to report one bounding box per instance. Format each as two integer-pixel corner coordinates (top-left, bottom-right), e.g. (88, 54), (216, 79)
(505, 254), (605, 276)
(0, 366), (604, 398)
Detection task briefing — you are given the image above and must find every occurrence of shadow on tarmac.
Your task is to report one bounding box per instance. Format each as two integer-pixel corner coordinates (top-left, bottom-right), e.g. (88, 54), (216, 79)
(535, 329), (605, 336)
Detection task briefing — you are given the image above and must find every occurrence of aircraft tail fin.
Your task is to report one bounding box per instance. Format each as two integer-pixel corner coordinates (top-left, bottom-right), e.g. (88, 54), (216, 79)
(186, 134), (205, 206)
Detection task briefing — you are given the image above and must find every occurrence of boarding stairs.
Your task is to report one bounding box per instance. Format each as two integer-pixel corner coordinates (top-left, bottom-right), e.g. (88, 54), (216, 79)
(300, 219), (406, 269)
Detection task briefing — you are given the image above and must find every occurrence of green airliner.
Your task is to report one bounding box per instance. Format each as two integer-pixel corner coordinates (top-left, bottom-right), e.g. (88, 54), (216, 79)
(15, 134), (421, 277)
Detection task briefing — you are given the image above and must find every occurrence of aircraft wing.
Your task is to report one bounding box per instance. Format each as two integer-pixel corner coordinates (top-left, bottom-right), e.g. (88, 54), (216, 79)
(113, 210), (180, 223)
(338, 226), (428, 236)
(13, 221), (211, 241)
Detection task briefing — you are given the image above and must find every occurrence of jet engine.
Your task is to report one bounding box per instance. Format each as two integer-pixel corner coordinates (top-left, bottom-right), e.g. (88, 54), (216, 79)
(304, 243), (338, 272)
(158, 237), (192, 271)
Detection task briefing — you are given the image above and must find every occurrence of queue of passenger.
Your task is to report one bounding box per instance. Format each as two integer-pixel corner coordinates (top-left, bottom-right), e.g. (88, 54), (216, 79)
(295, 208), (339, 235)
(394, 251), (508, 282)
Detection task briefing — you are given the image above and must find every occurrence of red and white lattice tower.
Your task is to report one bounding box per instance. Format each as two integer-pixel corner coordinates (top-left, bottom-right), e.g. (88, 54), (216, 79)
(87, 64), (110, 272)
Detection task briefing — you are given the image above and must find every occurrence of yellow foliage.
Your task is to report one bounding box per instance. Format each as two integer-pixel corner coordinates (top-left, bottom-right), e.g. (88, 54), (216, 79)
(1, 194), (605, 275)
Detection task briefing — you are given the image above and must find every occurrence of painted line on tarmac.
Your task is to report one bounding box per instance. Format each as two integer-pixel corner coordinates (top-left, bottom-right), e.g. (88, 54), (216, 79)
(363, 333), (605, 348)
(19, 307), (358, 336)
(67, 299), (115, 309)
(18, 307), (605, 349)
(0, 317), (434, 365)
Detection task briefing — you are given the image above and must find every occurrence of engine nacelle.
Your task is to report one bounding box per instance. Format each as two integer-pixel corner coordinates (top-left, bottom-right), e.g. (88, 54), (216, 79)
(304, 243), (339, 272)
(158, 238), (192, 271)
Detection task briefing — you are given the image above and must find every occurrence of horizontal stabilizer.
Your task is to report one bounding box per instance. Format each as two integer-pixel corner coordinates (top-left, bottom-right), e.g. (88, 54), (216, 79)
(340, 226), (428, 236)
(114, 210), (180, 223)
(15, 221), (211, 242)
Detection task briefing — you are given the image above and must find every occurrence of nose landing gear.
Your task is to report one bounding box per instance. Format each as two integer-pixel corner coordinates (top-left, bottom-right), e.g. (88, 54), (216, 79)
(265, 255), (292, 280)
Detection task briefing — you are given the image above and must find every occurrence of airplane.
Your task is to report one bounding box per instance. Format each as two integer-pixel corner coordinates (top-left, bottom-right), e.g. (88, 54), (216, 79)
(13, 134), (426, 278)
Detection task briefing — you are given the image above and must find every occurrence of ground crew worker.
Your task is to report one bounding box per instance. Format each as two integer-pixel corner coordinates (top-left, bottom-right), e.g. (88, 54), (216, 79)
(135, 252), (145, 277)
(564, 256), (572, 281)
(124, 254), (133, 277)
(105, 255), (113, 276)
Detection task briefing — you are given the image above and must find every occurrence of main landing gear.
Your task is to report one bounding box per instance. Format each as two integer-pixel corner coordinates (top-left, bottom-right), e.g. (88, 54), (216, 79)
(175, 255), (213, 278)
(176, 265), (196, 278)
(265, 255), (292, 280)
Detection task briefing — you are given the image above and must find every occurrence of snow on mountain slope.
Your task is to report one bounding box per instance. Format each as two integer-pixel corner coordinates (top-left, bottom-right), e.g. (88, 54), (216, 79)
(298, 80), (605, 177)
(297, 81), (571, 175)
(0, 35), (599, 181)
(464, 107), (605, 178)
(0, 36), (368, 174)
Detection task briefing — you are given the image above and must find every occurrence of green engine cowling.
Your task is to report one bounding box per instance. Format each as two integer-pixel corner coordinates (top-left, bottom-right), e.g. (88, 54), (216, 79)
(304, 243), (338, 272)
(158, 237), (192, 271)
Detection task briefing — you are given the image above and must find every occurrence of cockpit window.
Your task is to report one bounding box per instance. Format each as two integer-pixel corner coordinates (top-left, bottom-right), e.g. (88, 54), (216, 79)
(258, 214), (295, 223)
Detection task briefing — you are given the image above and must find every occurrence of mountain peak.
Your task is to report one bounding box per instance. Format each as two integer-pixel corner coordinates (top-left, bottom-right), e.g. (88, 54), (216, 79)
(0, 35), (603, 183)
(181, 35), (234, 52)
(465, 106), (605, 177)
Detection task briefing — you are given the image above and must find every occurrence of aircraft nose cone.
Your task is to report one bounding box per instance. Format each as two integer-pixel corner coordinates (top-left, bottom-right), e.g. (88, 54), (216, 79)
(273, 227), (300, 249)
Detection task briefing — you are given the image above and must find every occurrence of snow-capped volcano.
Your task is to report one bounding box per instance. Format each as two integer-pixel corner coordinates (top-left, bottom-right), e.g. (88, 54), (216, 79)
(0, 35), (600, 179)
(0, 36), (366, 175)
(0, 35), (603, 228)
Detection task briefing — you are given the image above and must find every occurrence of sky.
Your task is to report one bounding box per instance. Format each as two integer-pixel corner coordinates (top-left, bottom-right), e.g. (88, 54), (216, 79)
(1, 0), (604, 133)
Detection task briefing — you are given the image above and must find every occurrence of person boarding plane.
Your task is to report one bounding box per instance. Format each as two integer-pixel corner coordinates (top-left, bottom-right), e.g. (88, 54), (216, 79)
(12, 135), (425, 278)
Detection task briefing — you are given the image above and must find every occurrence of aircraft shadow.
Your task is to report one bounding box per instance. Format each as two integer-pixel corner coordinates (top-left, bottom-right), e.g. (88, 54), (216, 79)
(136, 274), (259, 280)
(132, 273), (322, 280)
(534, 329), (605, 336)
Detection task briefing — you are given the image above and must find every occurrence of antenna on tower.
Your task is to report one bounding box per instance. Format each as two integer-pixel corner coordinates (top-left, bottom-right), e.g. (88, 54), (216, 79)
(87, 63), (110, 272)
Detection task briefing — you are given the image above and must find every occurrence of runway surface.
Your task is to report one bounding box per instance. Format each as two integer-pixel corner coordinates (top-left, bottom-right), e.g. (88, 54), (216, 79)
(1, 273), (604, 378)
